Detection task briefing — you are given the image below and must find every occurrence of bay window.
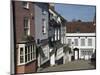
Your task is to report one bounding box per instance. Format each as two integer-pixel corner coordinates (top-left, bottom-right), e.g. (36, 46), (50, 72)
(18, 44), (36, 65)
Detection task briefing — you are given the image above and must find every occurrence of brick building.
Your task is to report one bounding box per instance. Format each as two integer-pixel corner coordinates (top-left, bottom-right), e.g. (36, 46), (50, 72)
(65, 20), (96, 61)
(12, 0), (51, 74)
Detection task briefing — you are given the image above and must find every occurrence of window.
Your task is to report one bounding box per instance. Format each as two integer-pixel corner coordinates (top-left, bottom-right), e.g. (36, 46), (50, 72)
(20, 48), (24, 63)
(25, 45), (36, 63)
(58, 29), (60, 40)
(68, 39), (71, 46)
(55, 29), (57, 41)
(81, 39), (85, 46)
(24, 17), (30, 36)
(42, 9), (46, 15)
(88, 39), (92, 46)
(19, 44), (36, 65)
(74, 39), (78, 46)
(81, 49), (93, 56)
(42, 19), (47, 34)
(23, 2), (29, 9)
(76, 28), (80, 33)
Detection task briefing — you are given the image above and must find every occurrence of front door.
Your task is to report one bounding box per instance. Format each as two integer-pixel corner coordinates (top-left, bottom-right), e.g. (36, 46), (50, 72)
(75, 51), (78, 60)
(50, 54), (55, 66)
(74, 48), (79, 60)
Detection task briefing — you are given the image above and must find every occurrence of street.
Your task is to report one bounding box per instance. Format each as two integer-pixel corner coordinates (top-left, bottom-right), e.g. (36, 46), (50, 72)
(37, 60), (95, 72)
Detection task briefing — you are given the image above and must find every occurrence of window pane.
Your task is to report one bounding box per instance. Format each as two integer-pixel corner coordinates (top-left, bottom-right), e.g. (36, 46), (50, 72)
(20, 48), (23, 55)
(28, 46), (30, 53)
(88, 39), (92, 46)
(22, 2), (29, 8)
(24, 29), (28, 36)
(42, 19), (46, 34)
(68, 39), (71, 46)
(20, 56), (24, 63)
(25, 46), (27, 54)
(28, 54), (30, 61)
(31, 53), (32, 60)
(74, 39), (78, 46)
(25, 55), (27, 62)
(81, 39), (85, 46)
(23, 2), (27, 7)
(24, 17), (28, 28)
(31, 45), (32, 52)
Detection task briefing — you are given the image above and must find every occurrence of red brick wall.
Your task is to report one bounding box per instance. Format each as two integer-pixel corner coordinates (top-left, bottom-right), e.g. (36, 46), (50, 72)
(25, 60), (37, 73)
(13, 1), (37, 74)
(14, 1), (35, 43)
(16, 60), (37, 74)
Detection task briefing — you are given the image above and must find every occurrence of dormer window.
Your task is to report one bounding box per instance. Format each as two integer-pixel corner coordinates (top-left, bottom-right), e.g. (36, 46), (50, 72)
(23, 2), (29, 9)
(42, 9), (46, 15)
(76, 28), (80, 33)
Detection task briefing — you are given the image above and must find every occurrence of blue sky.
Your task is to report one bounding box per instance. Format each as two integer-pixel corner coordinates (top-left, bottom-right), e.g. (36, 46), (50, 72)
(55, 4), (96, 22)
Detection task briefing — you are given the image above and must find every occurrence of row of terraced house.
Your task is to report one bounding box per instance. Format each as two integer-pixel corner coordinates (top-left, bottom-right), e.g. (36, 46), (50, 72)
(11, 1), (96, 74)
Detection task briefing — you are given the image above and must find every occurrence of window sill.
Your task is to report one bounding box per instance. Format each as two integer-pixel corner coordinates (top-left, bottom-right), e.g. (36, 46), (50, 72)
(17, 58), (36, 66)
(23, 6), (29, 10)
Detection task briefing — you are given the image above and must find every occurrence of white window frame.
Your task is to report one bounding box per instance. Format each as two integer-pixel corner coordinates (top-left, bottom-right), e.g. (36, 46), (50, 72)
(81, 39), (85, 46)
(24, 17), (30, 36)
(68, 39), (71, 46)
(18, 44), (36, 65)
(55, 29), (57, 41)
(74, 39), (78, 46)
(81, 49), (93, 56)
(23, 2), (29, 9)
(88, 39), (92, 46)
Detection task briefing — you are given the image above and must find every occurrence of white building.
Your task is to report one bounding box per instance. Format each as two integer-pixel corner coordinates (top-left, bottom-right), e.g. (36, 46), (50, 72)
(66, 33), (96, 60)
(49, 8), (66, 66)
(65, 22), (96, 60)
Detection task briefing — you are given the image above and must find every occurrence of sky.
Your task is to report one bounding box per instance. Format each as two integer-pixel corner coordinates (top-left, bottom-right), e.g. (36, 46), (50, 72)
(55, 4), (96, 22)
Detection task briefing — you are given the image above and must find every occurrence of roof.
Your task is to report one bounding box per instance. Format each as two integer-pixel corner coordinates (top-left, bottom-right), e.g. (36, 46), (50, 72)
(66, 22), (96, 33)
(49, 8), (67, 23)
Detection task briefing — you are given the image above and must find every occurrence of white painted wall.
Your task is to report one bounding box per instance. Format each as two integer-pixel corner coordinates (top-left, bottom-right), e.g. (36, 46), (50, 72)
(66, 33), (96, 60)
(40, 44), (50, 65)
(50, 54), (55, 66)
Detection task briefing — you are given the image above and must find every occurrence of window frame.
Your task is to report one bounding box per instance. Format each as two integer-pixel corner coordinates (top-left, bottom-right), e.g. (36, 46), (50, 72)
(81, 39), (85, 46)
(68, 39), (71, 46)
(22, 2), (29, 9)
(19, 47), (24, 64)
(88, 39), (92, 46)
(24, 17), (30, 36)
(74, 39), (78, 46)
(18, 44), (36, 65)
(42, 18), (47, 34)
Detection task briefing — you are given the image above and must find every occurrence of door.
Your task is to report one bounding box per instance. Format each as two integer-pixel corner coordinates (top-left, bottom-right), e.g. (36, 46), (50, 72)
(50, 54), (55, 66)
(75, 51), (78, 60)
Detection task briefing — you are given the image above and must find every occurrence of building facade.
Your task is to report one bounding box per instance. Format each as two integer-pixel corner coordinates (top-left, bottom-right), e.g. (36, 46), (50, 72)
(65, 21), (96, 60)
(34, 2), (50, 68)
(49, 7), (66, 66)
(12, 1), (50, 74)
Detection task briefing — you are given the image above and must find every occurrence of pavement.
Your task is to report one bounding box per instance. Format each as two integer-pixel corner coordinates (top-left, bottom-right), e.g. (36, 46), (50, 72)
(37, 60), (95, 72)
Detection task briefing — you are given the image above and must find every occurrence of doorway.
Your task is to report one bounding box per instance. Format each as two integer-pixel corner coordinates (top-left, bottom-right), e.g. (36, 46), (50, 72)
(73, 48), (79, 60)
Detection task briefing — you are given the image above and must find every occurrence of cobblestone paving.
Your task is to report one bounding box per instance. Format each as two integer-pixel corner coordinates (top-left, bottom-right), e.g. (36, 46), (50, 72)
(37, 60), (95, 72)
